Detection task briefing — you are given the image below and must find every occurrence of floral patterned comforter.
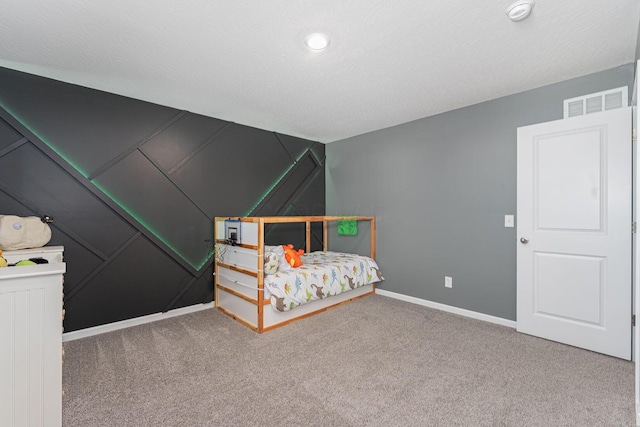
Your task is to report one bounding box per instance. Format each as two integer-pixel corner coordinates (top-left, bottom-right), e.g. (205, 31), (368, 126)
(264, 251), (384, 312)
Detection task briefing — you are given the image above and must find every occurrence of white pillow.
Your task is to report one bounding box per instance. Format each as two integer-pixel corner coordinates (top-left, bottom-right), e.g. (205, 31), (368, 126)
(264, 251), (280, 275)
(264, 245), (293, 272)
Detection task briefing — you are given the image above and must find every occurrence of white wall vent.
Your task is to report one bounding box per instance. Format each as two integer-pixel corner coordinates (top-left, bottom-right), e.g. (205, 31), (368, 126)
(563, 86), (628, 118)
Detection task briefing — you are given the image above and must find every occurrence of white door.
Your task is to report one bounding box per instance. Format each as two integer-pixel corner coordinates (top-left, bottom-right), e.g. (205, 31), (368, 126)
(517, 107), (632, 360)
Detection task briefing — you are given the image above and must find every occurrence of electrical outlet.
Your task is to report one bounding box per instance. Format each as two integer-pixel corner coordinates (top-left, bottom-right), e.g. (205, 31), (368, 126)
(445, 276), (452, 288)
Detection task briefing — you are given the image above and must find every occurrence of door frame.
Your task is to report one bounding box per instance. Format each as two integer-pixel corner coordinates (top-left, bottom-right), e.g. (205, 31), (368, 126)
(633, 59), (639, 427)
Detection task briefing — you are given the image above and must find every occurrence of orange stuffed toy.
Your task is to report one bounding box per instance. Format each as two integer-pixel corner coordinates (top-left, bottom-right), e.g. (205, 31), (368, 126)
(282, 244), (304, 268)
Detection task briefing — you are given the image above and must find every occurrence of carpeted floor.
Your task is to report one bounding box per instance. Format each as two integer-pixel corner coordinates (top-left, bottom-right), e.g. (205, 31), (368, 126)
(62, 295), (635, 426)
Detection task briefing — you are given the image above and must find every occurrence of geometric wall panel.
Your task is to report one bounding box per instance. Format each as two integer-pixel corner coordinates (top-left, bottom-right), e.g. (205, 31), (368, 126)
(42, 232), (104, 297)
(0, 67), (178, 178)
(291, 165), (326, 217)
(0, 117), (21, 150)
(140, 112), (228, 173)
(93, 150), (212, 269)
(0, 143), (137, 257)
(251, 151), (320, 216)
(0, 66), (324, 332)
(63, 235), (193, 330)
(172, 264), (215, 310)
(171, 123), (296, 217)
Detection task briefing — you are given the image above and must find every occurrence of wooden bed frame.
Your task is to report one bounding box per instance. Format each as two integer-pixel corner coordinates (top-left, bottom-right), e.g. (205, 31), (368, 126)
(214, 216), (377, 333)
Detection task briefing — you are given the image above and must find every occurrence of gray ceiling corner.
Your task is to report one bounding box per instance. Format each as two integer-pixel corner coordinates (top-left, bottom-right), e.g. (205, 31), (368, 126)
(0, 1), (639, 143)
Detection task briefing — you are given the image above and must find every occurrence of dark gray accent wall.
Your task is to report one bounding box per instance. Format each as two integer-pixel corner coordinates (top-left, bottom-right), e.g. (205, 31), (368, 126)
(326, 64), (634, 321)
(0, 67), (324, 332)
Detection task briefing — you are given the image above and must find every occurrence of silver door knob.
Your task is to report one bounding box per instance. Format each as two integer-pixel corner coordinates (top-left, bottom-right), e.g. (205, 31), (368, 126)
(520, 237), (529, 244)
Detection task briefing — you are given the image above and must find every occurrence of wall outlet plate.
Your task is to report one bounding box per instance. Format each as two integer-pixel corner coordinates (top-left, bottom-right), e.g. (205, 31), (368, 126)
(445, 276), (452, 288)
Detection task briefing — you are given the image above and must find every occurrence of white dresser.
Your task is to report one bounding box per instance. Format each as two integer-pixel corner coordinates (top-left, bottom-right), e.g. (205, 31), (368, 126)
(0, 246), (65, 427)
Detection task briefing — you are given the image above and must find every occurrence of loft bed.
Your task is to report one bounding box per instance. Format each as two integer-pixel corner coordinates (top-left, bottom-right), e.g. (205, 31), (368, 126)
(214, 216), (382, 333)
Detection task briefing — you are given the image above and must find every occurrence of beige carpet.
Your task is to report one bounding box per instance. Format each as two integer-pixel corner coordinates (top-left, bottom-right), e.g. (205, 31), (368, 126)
(62, 295), (635, 426)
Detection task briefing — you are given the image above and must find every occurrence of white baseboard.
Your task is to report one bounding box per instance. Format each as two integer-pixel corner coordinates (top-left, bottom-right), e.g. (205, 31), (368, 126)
(64, 293), (515, 342)
(62, 302), (215, 342)
(375, 289), (516, 329)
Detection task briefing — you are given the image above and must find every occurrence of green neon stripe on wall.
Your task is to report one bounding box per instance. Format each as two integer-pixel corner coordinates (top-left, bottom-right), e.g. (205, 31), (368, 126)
(92, 181), (211, 269)
(245, 151), (311, 216)
(0, 102), (90, 178)
(0, 101), (211, 270)
(1, 100), (311, 271)
(245, 164), (295, 216)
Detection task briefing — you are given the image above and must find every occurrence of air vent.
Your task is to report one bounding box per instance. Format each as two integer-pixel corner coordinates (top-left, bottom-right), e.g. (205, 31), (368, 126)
(563, 86), (628, 118)
(585, 96), (602, 114)
(567, 100), (583, 117)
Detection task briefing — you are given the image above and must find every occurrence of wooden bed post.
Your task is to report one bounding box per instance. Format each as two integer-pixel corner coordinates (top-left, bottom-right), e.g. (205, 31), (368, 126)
(323, 220), (328, 251)
(305, 221), (311, 253)
(257, 217), (265, 333)
(370, 217), (376, 259)
(214, 218), (221, 308)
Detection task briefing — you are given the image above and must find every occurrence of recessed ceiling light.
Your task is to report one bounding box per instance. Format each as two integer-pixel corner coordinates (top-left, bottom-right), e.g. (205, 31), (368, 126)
(305, 33), (330, 51)
(506, 0), (534, 22)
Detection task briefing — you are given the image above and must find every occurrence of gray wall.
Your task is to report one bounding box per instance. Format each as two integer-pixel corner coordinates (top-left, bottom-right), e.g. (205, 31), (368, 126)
(0, 67), (325, 332)
(636, 19), (640, 63)
(326, 64), (634, 321)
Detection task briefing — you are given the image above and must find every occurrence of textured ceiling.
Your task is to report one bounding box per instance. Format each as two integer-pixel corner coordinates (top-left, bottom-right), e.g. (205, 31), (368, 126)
(0, 1), (639, 143)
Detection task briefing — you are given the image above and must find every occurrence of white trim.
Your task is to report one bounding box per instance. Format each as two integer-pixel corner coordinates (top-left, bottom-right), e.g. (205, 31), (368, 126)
(62, 302), (215, 342)
(375, 289), (517, 329)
